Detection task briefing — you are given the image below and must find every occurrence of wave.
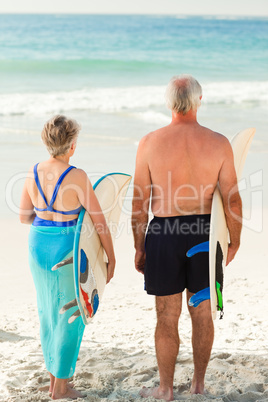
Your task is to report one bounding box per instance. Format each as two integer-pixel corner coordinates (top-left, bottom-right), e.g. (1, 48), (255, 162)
(0, 59), (166, 74)
(132, 111), (170, 124)
(203, 81), (268, 105)
(200, 15), (268, 20)
(0, 82), (267, 117)
(0, 86), (166, 116)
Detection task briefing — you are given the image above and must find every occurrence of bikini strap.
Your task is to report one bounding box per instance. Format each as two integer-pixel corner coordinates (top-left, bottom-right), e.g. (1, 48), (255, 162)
(33, 163), (49, 207)
(48, 166), (76, 209)
(52, 205), (83, 215)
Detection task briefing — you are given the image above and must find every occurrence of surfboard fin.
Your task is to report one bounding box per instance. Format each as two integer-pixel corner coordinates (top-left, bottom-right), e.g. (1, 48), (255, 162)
(59, 298), (81, 324)
(60, 298), (78, 314)
(51, 257), (73, 271)
(68, 310), (81, 324)
(188, 287), (210, 307)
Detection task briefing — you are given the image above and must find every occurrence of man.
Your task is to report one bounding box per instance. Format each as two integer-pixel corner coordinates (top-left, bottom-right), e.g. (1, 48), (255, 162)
(131, 74), (242, 401)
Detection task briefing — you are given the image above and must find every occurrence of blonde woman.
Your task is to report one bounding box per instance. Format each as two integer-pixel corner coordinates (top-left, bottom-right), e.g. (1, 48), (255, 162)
(20, 115), (115, 400)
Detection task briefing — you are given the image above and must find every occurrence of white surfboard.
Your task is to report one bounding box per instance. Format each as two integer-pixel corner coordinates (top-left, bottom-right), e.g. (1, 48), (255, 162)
(73, 173), (132, 325)
(209, 128), (256, 320)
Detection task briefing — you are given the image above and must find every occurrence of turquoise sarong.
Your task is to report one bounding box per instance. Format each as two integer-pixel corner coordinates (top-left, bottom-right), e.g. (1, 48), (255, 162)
(29, 224), (85, 379)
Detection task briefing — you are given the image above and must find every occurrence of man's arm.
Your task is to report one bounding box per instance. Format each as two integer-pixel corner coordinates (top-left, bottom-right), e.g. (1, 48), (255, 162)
(131, 137), (151, 273)
(218, 139), (242, 265)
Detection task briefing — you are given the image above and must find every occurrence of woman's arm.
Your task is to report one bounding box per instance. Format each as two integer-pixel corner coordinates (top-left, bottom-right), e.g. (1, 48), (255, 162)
(19, 171), (36, 224)
(76, 170), (116, 283)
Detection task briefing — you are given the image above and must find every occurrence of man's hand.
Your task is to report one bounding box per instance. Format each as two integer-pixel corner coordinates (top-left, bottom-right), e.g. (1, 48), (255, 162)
(132, 136), (151, 273)
(106, 259), (116, 284)
(135, 249), (146, 274)
(226, 243), (239, 266)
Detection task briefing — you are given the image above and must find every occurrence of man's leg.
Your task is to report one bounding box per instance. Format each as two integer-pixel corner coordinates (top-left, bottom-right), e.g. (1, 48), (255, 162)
(140, 293), (182, 401)
(187, 291), (214, 394)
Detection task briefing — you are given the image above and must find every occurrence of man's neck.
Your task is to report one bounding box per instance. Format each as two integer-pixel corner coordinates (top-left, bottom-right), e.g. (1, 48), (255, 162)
(171, 110), (198, 124)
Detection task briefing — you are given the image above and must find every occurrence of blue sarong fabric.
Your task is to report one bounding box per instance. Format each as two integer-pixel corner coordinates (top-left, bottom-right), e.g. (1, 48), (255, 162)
(29, 224), (85, 379)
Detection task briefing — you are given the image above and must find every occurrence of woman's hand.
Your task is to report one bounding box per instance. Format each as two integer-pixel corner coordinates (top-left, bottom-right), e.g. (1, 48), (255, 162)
(106, 258), (116, 284)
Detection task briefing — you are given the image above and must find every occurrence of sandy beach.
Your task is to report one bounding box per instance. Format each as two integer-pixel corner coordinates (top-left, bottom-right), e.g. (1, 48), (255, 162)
(0, 206), (267, 402)
(1, 12), (268, 402)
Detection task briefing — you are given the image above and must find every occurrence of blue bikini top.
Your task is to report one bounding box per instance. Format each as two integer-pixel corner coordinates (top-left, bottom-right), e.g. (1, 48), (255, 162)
(33, 163), (82, 216)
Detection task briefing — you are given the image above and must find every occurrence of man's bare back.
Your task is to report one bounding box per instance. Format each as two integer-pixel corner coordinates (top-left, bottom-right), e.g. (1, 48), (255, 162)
(141, 120), (229, 217)
(132, 74), (242, 401)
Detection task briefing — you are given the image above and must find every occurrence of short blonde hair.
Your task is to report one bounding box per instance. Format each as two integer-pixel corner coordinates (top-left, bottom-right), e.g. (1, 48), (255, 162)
(165, 74), (202, 115)
(41, 115), (80, 157)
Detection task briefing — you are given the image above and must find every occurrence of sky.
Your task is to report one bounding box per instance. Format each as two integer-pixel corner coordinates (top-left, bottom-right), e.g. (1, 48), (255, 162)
(0, 0), (268, 16)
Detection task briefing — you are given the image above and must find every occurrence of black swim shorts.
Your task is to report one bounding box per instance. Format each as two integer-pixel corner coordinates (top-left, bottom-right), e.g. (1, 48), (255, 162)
(144, 214), (211, 296)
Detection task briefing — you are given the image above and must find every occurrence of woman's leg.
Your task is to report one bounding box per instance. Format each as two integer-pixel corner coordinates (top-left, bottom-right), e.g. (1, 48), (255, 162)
(38, 371), (55, 393)
(49, 372), (55, 393)
(52, 377), (84, 400)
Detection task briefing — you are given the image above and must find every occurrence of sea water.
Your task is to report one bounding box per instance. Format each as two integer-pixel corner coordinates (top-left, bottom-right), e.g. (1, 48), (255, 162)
(0, 14), (267, 217)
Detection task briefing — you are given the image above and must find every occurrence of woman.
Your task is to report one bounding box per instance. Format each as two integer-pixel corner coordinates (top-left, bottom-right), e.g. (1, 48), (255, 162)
(19, 115), (115, 400)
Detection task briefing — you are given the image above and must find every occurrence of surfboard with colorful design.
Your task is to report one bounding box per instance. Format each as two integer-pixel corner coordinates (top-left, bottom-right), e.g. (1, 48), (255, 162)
(73, 173), (131, 325)
(210, 128), (256, 319)
(188, 128), (256, 320)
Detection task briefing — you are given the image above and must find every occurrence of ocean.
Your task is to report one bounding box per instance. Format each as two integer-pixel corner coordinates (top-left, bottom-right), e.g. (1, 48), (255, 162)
(0, 14), (268, 217)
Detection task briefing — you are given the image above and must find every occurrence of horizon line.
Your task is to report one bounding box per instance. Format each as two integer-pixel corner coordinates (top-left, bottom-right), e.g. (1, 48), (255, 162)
(0, 12), (267, 18)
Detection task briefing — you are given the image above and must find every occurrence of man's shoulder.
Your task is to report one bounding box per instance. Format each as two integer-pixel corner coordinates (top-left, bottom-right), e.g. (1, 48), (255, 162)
(200, 126), (231, 146)
(140, 125), (170, 145)
(138, 129), (157, 148)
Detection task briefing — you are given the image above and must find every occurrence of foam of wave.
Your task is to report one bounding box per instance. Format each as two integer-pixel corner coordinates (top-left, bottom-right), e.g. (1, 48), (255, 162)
(0, 82), (267, 116)
(132, 111), (170, 124)
(204, 81), (268, 105)
(0, 87), (166, 116)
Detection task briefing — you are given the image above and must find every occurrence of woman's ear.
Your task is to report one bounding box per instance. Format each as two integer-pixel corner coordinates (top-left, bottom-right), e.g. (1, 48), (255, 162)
(71, 142), (76, 150)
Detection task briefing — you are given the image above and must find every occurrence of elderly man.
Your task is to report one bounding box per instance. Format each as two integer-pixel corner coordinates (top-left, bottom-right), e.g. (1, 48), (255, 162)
(131, 74), (242, 401)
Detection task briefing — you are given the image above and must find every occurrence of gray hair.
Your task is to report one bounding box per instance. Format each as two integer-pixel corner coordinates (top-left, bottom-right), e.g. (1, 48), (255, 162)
(165, 74), (202, 115)
(41, 115), (81, 157)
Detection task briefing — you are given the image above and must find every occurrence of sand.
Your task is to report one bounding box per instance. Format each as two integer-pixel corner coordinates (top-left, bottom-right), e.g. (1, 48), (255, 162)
(0, 208), (268, 402)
